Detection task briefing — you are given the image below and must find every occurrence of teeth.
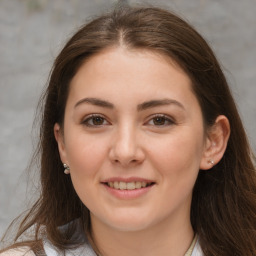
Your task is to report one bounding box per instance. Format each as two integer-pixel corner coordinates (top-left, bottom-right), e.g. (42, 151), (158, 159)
(119, 182), (126, 190)
(135, 181), (141, 189)
(141, 181), (147, 188)
(114, 181), (119, 189)
(127, 182), (135, 190)
(107, 181), (152, 190)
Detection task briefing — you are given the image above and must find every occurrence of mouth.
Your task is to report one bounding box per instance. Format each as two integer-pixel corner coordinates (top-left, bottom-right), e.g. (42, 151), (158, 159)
(103, 181), (155, 190)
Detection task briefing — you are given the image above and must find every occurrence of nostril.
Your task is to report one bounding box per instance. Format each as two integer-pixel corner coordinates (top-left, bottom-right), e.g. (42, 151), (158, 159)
(113, 159), (137, 164)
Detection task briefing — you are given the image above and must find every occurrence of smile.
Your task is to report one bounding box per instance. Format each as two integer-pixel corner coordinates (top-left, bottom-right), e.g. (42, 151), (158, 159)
(106, 181), (154, 190)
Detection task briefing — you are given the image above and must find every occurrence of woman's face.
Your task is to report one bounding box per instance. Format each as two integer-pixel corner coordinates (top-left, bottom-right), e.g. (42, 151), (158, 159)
(55, 47), (210, 232)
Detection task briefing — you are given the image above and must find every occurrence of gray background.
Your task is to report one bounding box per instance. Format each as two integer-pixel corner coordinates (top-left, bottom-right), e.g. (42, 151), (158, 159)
(0, 0), (255, 238)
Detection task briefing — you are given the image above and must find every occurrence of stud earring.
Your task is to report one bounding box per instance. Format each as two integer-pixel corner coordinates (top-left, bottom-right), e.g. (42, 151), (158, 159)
(208, 159), (214, 165)
(63, 163), (70, 174)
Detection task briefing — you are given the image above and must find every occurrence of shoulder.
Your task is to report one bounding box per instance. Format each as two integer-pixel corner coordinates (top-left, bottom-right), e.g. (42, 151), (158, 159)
(0, 247), (35, 256)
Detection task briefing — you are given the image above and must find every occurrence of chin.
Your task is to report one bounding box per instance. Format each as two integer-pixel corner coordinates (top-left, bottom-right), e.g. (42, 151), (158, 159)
(98, 213), (156, 232)
(108, 221), (151, 232)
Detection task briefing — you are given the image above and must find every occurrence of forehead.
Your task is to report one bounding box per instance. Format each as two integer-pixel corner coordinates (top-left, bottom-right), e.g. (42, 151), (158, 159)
(70, 48), (192, 96)
(64, 47), (204, 120)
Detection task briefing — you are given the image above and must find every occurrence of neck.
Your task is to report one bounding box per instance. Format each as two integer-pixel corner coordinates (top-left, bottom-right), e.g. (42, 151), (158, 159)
(90, 212), (194, 256)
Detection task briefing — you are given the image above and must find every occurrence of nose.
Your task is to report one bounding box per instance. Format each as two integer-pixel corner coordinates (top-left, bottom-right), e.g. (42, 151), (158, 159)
(109, 124), (145, 167)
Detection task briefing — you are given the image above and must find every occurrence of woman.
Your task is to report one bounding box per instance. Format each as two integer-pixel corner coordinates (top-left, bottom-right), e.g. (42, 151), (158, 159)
(1, 5), (256, 256)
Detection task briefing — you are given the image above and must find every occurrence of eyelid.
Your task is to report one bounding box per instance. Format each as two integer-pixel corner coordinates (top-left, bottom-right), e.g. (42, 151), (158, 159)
(81, 114), (110, 127)
(145, 114), (176, 126)
(81, 113), (175, 128)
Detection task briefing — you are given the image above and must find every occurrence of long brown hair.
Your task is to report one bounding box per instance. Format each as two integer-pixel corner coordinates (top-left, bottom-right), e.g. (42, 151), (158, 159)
(1, 5), (256, 256)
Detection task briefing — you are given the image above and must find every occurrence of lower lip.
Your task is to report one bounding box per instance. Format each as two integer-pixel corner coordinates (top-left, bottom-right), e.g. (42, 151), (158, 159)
(102, 184), (154, 199)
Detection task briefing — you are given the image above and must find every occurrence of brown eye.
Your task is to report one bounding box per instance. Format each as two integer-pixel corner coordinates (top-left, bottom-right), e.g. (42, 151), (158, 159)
(92, 116), (104, 125)
(146, 115), (175, 127)
(153, 116), (167, 125)
(82, 115), (109, 127)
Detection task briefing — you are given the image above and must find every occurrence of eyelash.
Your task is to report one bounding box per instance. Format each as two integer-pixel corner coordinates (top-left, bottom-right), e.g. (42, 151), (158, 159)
(81, 114), (175, 128)
(82, 114), (109, 127)
(145, 114), (175, 127)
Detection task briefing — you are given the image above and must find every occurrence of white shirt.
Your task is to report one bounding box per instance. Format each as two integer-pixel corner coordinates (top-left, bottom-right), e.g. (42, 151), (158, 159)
(1, 219), (204, 256)
(0, 239), (203, 256)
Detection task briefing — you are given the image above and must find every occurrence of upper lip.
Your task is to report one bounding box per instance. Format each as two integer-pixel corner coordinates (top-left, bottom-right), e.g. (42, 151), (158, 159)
(101, 177), (155, 183)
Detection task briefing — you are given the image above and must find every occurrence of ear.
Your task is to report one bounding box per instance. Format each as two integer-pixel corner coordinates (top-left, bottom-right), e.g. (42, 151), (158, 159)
(200, 115), (230, 170)
(54, 123), (68, 165)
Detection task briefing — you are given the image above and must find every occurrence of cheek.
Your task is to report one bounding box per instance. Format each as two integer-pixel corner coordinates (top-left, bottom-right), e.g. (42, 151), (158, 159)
(65, 133), (109, 178)
(148, 129), (204, 180)
(65, 134), (109, 208)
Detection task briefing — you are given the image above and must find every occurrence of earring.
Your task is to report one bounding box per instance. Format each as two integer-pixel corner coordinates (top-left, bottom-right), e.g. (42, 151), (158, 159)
(63, 163), (70, 174)
(208, 159), (214, 165)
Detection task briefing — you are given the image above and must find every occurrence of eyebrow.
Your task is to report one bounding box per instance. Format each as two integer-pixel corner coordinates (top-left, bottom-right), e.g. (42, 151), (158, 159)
(74, 97), (185, 111)
(137, 99), (185, 111)
(74, 97), (114, 109)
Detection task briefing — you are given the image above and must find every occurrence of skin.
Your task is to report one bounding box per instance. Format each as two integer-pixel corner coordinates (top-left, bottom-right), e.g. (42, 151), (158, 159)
(55, 47), (230, 256)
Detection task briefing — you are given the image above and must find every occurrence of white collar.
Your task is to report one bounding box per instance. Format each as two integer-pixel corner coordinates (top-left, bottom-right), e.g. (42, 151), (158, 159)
(43, 220), (203, 256)
(191, 239), (204, 256)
